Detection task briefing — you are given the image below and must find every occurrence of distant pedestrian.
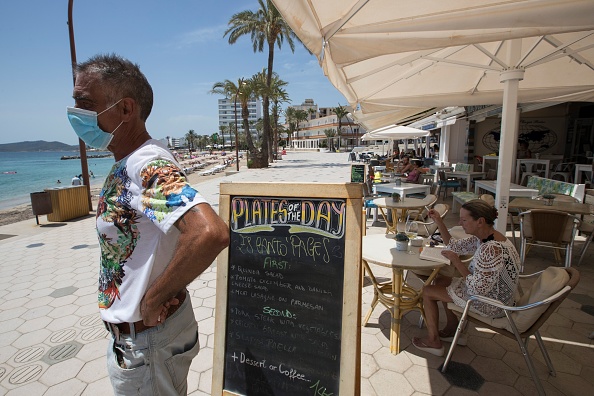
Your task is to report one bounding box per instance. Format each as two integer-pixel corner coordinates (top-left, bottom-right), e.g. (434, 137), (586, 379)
(71, 175), (81, 186)
(90, 170), (95, 178)
(57, 179), (61, 184)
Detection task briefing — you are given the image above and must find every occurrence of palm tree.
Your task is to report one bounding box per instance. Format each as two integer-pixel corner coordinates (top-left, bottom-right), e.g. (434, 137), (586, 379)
(276, 124), (288, 148)
(333, 105), (349, 151)
(294, 109), (308, 145)
(324, 128), (336, 151)
(270, 79), (289, 156)
(345, 112), (357, 148)
(210, 133), (219, 149)
(252, 69), (289, 157)
(225, 0), (299, 165)
(219, 125), (229, 149)
(284, 106), (297, 147)
(237, 78), (258, 152)
(210, 78), (257, 153)
(198, 135), (209, 151)
(254, 118), (264, 143)
(185, 130), (198, 152)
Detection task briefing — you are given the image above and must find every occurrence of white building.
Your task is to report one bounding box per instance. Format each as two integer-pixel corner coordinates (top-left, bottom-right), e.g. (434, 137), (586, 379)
(291, 112), (363, 150)
(285, 99), (364, 150)
(168, 137), (182, 149)
(218, 97), (262, 146)
(289, 99), (318, 120)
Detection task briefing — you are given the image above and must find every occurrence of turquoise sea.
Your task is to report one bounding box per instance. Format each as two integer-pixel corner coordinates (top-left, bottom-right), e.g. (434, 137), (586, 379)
(0, 151), (115, 210)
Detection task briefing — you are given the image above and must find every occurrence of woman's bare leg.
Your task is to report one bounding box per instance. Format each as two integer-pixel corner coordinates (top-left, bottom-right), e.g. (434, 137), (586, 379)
(434, 276), (458, 335)
(419, 284), (453, 348)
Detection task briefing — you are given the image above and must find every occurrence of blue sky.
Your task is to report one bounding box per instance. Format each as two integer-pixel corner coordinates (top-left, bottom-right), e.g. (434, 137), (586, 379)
(0, 0), (346, 145)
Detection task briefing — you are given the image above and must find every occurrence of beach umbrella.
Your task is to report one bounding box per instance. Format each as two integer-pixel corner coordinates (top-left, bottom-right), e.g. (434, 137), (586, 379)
(271, 0), (594, 232)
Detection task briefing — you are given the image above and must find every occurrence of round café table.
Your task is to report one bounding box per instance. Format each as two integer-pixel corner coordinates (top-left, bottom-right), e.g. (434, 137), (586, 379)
(362, 234), (447, 354)
(372, 197), (428, 234)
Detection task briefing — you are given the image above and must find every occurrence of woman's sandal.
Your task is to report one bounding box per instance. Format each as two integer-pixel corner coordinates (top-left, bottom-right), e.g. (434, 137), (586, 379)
(412, 337), (444, 357)
(438, 329), (467, 346)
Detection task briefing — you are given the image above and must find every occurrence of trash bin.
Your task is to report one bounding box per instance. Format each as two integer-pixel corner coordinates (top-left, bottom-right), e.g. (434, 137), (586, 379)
(30, 191), (52, 225)
(45, 186), (89, 222)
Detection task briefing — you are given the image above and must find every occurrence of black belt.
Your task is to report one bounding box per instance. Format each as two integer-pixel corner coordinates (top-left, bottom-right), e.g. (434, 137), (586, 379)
(104, 290), (186, 336)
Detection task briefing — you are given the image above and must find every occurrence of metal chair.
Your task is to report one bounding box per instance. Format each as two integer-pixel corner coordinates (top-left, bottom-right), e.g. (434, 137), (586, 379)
(442, 267), (580, 396)
(405, 194), (438, 221)
(519, 162), (547, 186)
(412, 203), (449, 238)
(550, 162), (574, 183)
(362, 179), (381, 224)
(436, 170), (461, 199)
(519, 209), (580, 271)
(578, 221), (594, 267)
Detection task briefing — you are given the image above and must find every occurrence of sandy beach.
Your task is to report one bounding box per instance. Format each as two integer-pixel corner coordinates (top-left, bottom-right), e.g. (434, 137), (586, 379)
(0, 158), (238, 227)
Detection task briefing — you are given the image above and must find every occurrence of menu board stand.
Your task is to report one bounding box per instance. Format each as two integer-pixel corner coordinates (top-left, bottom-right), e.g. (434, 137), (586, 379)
(350, 164), (366, 183)
(212, 182), (362, 396)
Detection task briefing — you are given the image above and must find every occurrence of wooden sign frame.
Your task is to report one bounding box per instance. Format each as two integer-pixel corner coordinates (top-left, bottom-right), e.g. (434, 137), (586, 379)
(212, 182), (362, 396)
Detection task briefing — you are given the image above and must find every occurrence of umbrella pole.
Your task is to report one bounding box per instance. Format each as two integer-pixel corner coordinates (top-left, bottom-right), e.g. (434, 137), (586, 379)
(494, 40), (525, 234)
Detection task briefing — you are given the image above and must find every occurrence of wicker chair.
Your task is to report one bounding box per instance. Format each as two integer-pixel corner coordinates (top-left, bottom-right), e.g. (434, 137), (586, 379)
(519, 209), (580, 271)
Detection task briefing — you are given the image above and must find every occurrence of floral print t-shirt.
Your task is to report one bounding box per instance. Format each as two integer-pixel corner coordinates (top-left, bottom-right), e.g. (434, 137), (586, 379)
(96, 139), (206, 323)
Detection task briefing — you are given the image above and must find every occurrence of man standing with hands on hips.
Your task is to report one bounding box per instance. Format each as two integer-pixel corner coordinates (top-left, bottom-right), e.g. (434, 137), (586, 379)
(67, 53), (229, 395)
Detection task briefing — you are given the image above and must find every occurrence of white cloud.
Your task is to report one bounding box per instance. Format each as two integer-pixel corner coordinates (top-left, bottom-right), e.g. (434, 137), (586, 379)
(175, 25), (227, 48)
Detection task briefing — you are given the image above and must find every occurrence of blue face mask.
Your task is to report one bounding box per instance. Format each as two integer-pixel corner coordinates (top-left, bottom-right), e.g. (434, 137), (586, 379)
(67, 100), (123, 150)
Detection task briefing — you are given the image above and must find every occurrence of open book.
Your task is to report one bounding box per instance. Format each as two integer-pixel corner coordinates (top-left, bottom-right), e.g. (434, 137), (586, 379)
(419, 247), (451, 265)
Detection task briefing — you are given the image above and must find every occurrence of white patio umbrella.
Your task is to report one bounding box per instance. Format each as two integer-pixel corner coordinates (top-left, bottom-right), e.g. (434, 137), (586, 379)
(363, 125), (430, 166)
(353, 108), (437, 131)
(367, 125), (430, 140)
(272, 0), (594, 233)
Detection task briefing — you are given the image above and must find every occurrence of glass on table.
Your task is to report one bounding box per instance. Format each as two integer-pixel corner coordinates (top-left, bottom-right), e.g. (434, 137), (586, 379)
(405, 220), (418, 254)
(396, 218), (406, 234)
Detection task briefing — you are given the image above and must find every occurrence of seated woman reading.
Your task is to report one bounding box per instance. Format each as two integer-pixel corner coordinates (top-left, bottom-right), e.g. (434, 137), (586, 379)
(412, 200), (521, 357)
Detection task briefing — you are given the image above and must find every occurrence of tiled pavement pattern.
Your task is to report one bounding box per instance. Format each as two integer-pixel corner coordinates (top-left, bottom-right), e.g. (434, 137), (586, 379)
(0, 151), (592, 395)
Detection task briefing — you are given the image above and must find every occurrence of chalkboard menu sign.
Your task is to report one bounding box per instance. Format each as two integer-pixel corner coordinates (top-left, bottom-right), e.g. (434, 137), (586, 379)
(350, 164), (365, 183)
(213, 183), (362, 396)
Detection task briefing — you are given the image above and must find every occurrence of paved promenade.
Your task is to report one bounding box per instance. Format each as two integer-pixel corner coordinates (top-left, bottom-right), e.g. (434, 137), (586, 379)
(0, 151), (593, 395)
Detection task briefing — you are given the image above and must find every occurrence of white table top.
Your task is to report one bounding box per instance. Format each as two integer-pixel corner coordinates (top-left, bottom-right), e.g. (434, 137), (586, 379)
(375, 182), (430, 194)
(516, 159), (550, 166)
(446, 171), (485, 176)
(474, 180), (539, 197)
(430, 165), (453, 171)
(372, 196), (428, 209)
(362, 234), (447, 270)
(509, 197), (594, 215)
